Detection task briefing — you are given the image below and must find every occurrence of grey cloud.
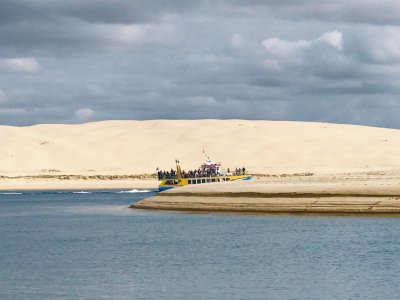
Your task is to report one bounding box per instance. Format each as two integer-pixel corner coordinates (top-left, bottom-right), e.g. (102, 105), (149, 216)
(225, 0), (400, 25)
(0, 1), (400, 128)
(347, 26), (400, 64)
(0, 0), (199, 25)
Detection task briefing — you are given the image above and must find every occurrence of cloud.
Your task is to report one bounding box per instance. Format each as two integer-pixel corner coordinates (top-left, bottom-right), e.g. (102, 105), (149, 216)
(350, 26), (400, 64)
(75, 108), (94, 121)
(185, 54), (233, 65)
(226, 0), (400, 26)
(0, 0), (201, 25)
(0, 57), (41, 73)
(96, 21), (181, 47)
(262, 31), (343, 59)
(0, 88), (7, 102)
(86, 84), (106, 97)
(0, 1), (400, 128)
(0, 108), (26, 116)
(262, 38), (310, 58)
(230, 33), (247, 49)
(318, 30), (343, 51)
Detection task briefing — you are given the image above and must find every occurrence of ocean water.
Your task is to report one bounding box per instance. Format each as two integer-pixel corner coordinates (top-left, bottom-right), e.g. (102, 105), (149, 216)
(1, 190), (400, 299)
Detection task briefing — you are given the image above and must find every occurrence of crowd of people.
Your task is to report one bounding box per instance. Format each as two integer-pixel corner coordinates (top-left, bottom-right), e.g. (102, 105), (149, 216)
(157, 166), (246, 180)
(157, 169), (177, 179)
(232, 167), (246, 176)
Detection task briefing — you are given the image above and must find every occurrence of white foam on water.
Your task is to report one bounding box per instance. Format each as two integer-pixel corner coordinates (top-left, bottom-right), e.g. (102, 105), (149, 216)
(72, 191), (92, 194)
(117, 189), (152, 193)
(0, 192), (23, 195)
(65, 204), (133, 215)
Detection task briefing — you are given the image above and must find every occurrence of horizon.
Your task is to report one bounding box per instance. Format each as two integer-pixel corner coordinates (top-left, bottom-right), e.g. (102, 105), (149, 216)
(2, 118), (400, 131)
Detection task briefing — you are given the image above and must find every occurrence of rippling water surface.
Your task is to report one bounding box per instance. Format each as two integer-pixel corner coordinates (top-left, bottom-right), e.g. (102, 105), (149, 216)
(1, 190), (400, 299)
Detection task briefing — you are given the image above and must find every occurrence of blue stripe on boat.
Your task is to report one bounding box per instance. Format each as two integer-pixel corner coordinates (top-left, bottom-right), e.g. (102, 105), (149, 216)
(158, 186), (175, 192)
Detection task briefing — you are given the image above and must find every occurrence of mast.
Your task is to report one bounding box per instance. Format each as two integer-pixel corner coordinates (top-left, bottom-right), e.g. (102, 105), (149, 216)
(175, 159), (182, 179)
(203, 149), (212, 164)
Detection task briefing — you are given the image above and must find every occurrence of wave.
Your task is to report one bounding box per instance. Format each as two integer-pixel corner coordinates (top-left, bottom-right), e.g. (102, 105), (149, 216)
(0, 192), (23, 195)
(117, 189), (152, 193)
(0, 189), (152, 195)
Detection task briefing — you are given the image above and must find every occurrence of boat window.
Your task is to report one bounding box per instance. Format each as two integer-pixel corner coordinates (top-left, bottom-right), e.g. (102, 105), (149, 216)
(211, 178), (216, 182)
(197, 179), (201, 184)
(192, 180), (196, 184)
(165, 180), (179, 185)
(202, 179), (206, 183)
(206, 179), (211, 183)
(226, 178), (230, 181)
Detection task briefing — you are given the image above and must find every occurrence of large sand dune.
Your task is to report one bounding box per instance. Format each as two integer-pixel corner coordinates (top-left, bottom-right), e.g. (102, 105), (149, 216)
(1, 120), (400, 176)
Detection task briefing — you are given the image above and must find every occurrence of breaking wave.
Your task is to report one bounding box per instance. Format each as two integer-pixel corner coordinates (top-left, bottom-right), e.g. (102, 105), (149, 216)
(0, 192), (23, 195)
(117, 189), (152, 193)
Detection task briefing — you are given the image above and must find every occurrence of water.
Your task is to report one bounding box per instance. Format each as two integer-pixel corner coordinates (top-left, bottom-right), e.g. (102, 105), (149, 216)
(1, 190), (400, 299)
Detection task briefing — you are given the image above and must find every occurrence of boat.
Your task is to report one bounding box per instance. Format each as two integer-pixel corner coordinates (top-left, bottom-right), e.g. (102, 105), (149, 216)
(157, 153), (252, 191)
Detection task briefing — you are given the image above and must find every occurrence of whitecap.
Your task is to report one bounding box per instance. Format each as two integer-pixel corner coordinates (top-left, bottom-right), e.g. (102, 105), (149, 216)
(72, 191), (91, 194)
(0, 192), (23, 195)
(117, 189), (152, 193)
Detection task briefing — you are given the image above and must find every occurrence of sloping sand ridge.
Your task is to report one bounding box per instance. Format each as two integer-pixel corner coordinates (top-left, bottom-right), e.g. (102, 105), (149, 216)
(2, 120), (400, 175)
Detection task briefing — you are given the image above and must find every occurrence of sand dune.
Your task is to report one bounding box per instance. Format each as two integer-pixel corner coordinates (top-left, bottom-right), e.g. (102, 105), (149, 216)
(1, 120), (400, 176)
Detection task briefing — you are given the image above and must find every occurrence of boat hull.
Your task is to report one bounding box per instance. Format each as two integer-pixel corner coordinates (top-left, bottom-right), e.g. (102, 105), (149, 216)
(158, 185), (175, 192)
(158, 175), (252, 192)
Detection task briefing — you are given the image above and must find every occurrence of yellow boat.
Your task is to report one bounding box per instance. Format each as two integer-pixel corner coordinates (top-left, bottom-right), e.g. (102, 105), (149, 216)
(157, 155), (252, 192)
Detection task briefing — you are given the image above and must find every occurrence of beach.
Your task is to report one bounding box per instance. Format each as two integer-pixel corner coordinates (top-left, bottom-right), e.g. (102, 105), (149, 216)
(2, 120), (400, 213)
(132, 171), (400, 214)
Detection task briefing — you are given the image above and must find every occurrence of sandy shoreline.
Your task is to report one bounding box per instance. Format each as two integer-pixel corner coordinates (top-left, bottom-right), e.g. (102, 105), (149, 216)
(0, 175), (158, 191)
(3, 171), (400, 214)
(132, 171), (400, 214)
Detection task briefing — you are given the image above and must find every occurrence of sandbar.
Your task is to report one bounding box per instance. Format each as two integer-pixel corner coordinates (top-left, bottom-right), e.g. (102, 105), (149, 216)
(132, 172), (400, 214)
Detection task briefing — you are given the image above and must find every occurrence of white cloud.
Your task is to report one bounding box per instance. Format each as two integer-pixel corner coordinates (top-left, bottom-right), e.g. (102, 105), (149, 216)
(262, 38), (310, 57)
(0, 57), (41, 73)
(262, 30), (343, 58)
(356, 26), (400, 64)
(231, 33), (247, 49)
(318, 30), (343, 50)
(103, 24), (146, 44)
(96, 21), (181, 47)
(75, 108), (94, 121)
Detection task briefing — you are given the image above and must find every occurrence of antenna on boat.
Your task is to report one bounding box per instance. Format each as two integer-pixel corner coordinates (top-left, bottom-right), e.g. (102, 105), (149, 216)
(203, 149), (212, 164)
(175, 159), (182, 179)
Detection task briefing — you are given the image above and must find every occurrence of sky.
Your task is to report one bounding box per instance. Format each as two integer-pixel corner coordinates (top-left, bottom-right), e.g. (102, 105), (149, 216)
(1, 0), (400, 127)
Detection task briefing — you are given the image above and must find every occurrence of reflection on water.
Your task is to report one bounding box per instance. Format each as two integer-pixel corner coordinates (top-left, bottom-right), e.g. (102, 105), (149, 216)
(1, 190), (400, 299)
